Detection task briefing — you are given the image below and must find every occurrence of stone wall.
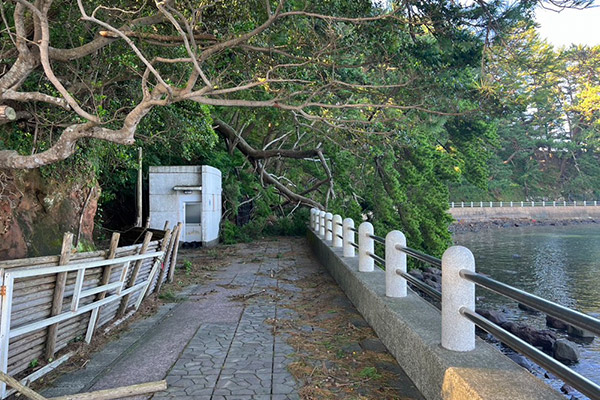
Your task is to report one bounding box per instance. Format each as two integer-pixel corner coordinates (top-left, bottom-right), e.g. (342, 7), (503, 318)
(0, 169), (99, 260)
(449, 205), (600, 222)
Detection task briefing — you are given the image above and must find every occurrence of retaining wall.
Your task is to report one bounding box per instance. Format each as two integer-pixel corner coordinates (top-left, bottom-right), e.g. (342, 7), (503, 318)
(449, 205), (600, 222)
(307, 229), (563, 400)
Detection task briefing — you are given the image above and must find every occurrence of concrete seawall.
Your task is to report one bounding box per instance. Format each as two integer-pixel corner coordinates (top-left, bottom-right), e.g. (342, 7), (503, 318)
(307, 230), (563, 400)
(449, 205), (600, 222)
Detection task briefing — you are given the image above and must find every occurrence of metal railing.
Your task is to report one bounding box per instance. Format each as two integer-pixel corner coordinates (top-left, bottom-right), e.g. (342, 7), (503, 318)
(309, 208), (600, 399)
(450, 200), (600, 208)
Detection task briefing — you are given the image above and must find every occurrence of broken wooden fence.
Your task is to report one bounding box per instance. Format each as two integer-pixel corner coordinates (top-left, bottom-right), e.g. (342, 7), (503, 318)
(0, 225), (182, 399)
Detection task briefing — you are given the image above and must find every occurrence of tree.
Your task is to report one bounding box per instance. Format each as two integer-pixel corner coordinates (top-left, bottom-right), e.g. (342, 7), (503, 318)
(1, 0), (570, 255)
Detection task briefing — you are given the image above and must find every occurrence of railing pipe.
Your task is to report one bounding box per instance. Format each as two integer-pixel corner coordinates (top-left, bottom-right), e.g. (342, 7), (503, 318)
(358, 222), (374, 272)
(332, 215), (343, 247)
(386, 231), (406, 298)
(325, 212), (333, 241)
(397, 270), (442, 302)
(342, 218), (356, 257)
(368, 234), (386, 244)
(395, 245), (442, 268)
(442, 246), (475, 351)
(319, 211), (326, 237)
(461, 308), (600, 400)
(460, 270), (600, 336)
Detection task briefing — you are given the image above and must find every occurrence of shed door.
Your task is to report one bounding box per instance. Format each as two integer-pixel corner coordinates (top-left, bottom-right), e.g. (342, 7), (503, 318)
(184, 202), (202, 242)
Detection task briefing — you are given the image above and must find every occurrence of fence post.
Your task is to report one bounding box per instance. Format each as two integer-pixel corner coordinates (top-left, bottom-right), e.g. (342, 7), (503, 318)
(319, 211), (326, 237)
(332, 215), (343, 247)
(46, 232), (74, 359)
(442, 246), (475, 352)
(386, 231), (406, 298)
(343, 218), (355, 257)
(510, 201), (513, 207)
(310, 208), (315, 230)
(325, 212), (333, 241)
(314, 209), (321, 232)
(358, 222), (374, 272)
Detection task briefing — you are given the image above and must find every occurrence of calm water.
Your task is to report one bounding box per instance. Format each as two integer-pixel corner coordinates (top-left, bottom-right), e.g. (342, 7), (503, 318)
(454, 224), (600, 396)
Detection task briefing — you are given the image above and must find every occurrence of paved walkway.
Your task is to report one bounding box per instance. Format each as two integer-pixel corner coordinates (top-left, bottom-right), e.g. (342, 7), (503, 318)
(41, 237), (423, 400)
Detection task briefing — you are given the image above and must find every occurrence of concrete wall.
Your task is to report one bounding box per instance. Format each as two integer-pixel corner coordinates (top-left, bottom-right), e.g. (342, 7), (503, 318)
(307, 230), (563, 400)
(450, 205), (600, 222)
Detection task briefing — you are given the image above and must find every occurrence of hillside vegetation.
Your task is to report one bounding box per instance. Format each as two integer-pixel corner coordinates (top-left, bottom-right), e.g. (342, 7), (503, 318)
(0, 0), (597, 258)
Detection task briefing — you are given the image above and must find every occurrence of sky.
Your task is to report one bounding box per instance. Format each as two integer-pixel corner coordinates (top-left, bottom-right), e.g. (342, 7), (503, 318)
(535, 4), (600, 48)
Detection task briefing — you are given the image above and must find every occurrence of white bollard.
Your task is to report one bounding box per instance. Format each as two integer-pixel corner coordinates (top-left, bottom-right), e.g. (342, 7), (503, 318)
(332, 215), (343, 247)
(310, 208), (317, 230)
(314, 209), (321, 233)
(319, 211), (326, 237)
(358, 222), (374, 272)
(325, 212), (333, 241)
(343, 218), (355, 257)
(386, 231), (406, 298)
(442, 246), (475, 352)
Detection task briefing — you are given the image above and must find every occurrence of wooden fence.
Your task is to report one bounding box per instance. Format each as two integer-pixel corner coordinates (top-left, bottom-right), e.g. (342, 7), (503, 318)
(0, 222), (182, 398)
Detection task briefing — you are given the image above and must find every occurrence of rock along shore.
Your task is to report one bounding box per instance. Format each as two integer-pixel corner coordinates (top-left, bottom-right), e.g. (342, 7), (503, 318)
(449, 217), (600, 234)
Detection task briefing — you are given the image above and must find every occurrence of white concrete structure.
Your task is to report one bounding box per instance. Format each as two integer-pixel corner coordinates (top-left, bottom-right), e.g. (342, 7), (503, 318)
(149, 165), (222, 246)
(441, 245), (475, 351)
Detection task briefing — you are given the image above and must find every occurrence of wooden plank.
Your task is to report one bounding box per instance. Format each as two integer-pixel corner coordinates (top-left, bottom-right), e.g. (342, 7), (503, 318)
(0, 371), (47, 400)
(87, 233), (119, 341)
(43, 232), (73, 360)
(3, 353), (73, 399)
(154, 228), (175, 294)
(48, 380), (167, 400)
(117, 232), (152, 317)
(167, 223), (183, 283)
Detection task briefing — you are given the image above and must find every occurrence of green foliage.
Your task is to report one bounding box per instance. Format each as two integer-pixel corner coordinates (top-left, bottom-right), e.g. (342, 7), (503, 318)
(358, 366), (382, 379)
(183, 260), (193, 275)
(450, 27), (600, 201)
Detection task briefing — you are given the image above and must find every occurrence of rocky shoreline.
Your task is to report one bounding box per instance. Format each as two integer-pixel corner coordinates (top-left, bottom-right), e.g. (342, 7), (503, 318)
(450, 218), (600, 234)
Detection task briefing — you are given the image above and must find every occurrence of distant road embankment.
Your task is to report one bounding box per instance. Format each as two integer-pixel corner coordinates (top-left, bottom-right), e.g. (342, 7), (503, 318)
(449, 202), (600, 222)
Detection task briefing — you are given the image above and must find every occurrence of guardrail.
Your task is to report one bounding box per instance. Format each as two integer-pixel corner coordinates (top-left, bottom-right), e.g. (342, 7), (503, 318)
(310, 208), (600, 399)
(450, 200), (600, 208)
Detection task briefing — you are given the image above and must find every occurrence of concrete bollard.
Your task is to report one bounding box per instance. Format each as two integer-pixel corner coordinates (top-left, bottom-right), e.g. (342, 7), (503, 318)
(386, 230), (406, 298)
(325, 212), (333, 241)
(358, 222), (374, 272)
(310, 208), (317, 230)
(442, 246), (475, 352)
(342, 218), (355, 257)
(314, 209), (321, 233)
(319, 211), (326, 237)
(332, 215), (343, 247)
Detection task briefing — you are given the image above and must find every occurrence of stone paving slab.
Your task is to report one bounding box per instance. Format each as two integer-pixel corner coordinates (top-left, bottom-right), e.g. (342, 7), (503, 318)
(41, 237), (422, 400)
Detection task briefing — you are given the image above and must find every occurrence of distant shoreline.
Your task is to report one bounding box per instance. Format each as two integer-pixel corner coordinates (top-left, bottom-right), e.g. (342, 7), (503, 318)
(449, 218), (600, 234)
